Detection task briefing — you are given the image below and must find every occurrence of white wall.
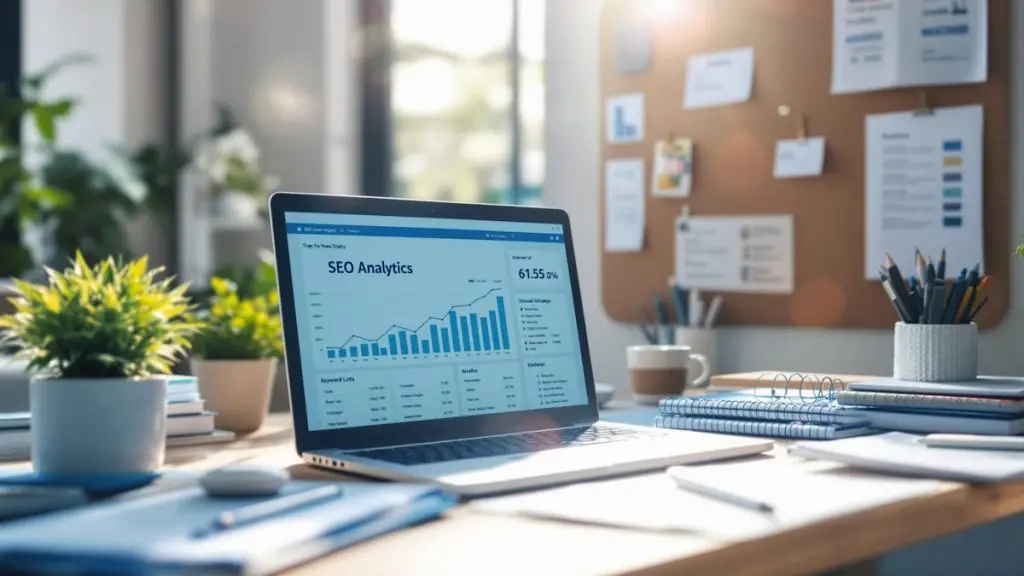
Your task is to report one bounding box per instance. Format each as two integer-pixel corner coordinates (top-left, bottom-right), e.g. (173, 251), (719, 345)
(545, 0), (1024, 395)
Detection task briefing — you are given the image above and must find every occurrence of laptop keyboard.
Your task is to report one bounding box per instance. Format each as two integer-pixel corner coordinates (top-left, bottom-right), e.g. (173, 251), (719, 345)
(351, 423), (667, 466)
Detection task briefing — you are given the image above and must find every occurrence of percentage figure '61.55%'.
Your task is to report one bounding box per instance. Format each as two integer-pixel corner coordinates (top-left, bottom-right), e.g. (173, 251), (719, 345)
(518, 268), (559, 281)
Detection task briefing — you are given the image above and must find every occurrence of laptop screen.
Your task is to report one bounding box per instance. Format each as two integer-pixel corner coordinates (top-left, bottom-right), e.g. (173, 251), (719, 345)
(283, 212), (590, 431)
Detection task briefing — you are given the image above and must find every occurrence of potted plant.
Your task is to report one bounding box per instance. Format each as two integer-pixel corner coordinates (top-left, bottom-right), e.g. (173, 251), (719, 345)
(190, 277), (283, 433)
(191, 105), (279, 221)
(0, 253), (198, 475)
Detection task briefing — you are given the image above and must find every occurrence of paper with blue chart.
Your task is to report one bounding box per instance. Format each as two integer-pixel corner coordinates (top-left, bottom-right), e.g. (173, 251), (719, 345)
(831, 0), (987, 94)
(863, 105), (983, 280)
(605, 93), (644, 144)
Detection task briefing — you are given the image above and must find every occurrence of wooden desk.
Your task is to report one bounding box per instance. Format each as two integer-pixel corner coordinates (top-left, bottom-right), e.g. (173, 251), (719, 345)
(5, 414), (1024, 576)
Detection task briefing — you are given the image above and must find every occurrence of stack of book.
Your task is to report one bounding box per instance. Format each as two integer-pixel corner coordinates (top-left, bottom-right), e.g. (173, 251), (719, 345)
(0, 377), (234, 460)
(655, 387), (876, 441)
(0, 411), (30, 461)
(165, 376), (235, 447)
(837, 377), (1024, 435)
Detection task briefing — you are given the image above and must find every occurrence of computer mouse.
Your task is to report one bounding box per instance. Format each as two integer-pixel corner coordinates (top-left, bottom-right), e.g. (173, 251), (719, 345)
(200, 465), (289, 498)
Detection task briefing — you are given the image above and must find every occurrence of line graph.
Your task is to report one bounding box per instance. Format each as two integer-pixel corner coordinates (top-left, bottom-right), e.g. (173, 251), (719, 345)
(318, 288), (512, 362)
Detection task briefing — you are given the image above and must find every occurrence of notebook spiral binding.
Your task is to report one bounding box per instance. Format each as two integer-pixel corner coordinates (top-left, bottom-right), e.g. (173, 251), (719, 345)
(753, 372), (847, 402)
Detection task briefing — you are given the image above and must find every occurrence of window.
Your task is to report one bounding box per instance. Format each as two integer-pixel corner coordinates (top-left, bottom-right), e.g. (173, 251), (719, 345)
(360, 0), (544, 205)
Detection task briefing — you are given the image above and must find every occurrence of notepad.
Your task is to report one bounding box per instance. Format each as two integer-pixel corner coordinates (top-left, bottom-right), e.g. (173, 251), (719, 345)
(838, 390), (1024, 415)
(655, 415), (875, 441)
(861, 410), (1024, 436)
(659, 389), (869, 426)
(789, 432), (1024, 482)
(848, 377), (1024, 398)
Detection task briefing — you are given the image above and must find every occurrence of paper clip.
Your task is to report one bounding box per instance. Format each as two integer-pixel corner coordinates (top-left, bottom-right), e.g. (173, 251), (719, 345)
(913, 91), (934, 117)
(778, 105), (808, 140)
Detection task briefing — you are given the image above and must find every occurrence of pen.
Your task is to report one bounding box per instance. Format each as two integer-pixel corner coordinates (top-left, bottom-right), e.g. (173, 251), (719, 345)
(884, 253), (915, 323)
(930, 281), (946, 324)
(689, 290), (704, 328)
(942, 271), (967, 324)
(937, 248), (946, 280)
(669, 280), (688, 327)
(961, 270), (983, 321)
(881, 276), (912, 323)
(639, 307), (658, 344)
(703, 296), (724, 328)
(667, 467), (774, 514)
(955, 286), (975, 324)
(908, 277), (921, 321)
(915, 249), (927, 286)
(922, 279), (934, 325)
(654, 294), (670, 326)
(968, 297), (989, 322)
(193, 485), (343, 538)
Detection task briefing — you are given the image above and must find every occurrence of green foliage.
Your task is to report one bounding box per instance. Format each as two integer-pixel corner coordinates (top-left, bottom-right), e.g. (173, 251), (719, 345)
(41, 150), (148, 266)
(190, 252), (278, 311)
(0, 252), (199, 379)
(191, 277), (283, 361)
(1016, 245), (1024, 258)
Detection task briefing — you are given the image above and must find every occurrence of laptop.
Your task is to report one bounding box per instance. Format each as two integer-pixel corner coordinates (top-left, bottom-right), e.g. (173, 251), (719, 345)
(269, 193), (771, 496)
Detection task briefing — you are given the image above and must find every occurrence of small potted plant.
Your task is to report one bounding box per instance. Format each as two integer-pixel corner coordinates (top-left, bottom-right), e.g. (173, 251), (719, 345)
(0, 253), (198, 475)
(190, 277), (283, 433)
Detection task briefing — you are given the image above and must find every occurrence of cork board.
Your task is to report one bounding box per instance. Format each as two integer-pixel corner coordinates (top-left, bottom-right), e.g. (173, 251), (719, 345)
(599, 0), (1010, 329)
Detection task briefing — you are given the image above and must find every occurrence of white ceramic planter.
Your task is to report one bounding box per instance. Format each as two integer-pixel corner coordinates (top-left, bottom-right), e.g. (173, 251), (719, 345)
(191, 358), (278, 434)
(30, 377), (167, 475)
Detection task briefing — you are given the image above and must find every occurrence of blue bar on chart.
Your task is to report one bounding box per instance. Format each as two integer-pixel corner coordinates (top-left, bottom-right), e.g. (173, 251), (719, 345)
(339, 349), (347, 358)
(399, 331), (409, 355)
(380, 347), (388, 355)
(422, 339), (430, 354)
(488, 311), (501, 351)
(430, 325), (440, 353)
(360, 343), (370, 357)
(449, 311), (461, 352)
(497, 296), (510, 349)
(469, 313), (482, 351)
(411, 337), (419, 354)
(389, 334), (398, 356)
(441, 328), (452, 353)
(349, 345), (358, 357)
(328, 349), (336, 359)
(371, 343), (380, 356)
(481, 318), (491, 351)
(460, 316), (472, 352)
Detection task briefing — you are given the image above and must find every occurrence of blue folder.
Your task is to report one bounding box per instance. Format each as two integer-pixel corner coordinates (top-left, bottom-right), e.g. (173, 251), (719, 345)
(0, 481), (457, 575)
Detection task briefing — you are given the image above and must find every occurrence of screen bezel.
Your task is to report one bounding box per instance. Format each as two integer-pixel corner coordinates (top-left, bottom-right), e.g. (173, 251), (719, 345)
(268, 192), (599, 453)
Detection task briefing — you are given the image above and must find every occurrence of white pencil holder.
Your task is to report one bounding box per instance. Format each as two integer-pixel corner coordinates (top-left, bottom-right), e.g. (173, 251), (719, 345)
(893, 322), (977, 382)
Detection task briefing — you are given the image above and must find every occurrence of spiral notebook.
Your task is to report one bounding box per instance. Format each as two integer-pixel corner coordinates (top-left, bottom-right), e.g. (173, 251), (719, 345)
(654, 415), (875, 440)
(655, 372), (875, 440)
(837, 390), (1024, 415)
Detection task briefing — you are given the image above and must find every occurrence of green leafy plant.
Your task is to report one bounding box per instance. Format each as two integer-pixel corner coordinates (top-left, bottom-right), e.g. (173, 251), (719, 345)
(41, 150), (148, 267)
(0, 53), (90, 277)
(191, 277), (283, 361)
(1016, 245), (1024, 257)
(0, 252), (199, 378)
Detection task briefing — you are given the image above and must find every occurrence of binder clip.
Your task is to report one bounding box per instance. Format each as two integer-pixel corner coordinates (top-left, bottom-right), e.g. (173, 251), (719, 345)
(913, 91), (934, 117)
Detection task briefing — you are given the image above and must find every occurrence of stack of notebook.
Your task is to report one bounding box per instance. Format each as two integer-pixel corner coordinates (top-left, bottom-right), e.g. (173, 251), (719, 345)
(837, 377), (1024, 435)
(655, 383), (876, 441)
(165, 376), (235, 447)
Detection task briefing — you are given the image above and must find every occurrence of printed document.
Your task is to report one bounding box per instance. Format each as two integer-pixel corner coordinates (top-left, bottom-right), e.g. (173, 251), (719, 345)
(864, 105), (984, 279)
(832, 0), (987, 94)
(605, 159), (645, 252)
(675, 215), (794, 294)
(683, 47), (755, 109)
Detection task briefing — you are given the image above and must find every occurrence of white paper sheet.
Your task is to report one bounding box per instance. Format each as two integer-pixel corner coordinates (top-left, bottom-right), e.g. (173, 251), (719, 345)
(604, 158), (645, 253)
(683, 47), (754, 109)
(832, 0), (987, 94)
(606, 93), (645, 143)
(675, 215), (794, 294)
(472, 458), (946, 538)
(863, 105), (984, 279)
(773, 137), (826, 179)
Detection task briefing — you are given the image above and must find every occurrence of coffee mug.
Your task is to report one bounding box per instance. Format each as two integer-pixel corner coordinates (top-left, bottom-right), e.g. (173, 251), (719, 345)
(627, 345), (711, 405)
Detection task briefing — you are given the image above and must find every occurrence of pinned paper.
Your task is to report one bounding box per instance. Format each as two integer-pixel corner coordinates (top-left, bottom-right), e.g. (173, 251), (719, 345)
(676, 215), (794, 294)
(613, 19), (652, 74)
(606, 93), (645, 144)
(774, 137), (826, 179)
(652, 138), (694, 197)
(605, 159), (645, 252)
(683, 47), (755, 109)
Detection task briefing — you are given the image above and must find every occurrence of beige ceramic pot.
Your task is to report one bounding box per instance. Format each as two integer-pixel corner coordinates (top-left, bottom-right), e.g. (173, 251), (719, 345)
(190, 358), (278, 434)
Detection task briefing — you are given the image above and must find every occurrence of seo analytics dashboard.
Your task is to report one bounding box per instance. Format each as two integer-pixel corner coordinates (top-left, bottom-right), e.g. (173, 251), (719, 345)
(284, 213), (589, 431)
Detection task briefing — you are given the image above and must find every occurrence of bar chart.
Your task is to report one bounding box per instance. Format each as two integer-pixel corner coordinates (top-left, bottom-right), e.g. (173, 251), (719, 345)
(324, 289), (514, 363)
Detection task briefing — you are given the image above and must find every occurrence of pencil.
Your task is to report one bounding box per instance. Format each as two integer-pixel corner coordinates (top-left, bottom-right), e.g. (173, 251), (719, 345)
(968, 297), (989, 322)
(955, 287), (975, 323)
(885, 253), (915, 323)
(937, 249), (946, 280)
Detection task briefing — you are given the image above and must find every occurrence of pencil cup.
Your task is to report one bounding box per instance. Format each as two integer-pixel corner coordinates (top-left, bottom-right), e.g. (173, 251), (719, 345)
(674, 327), (717, 381)
(893, 322), (978, 382)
